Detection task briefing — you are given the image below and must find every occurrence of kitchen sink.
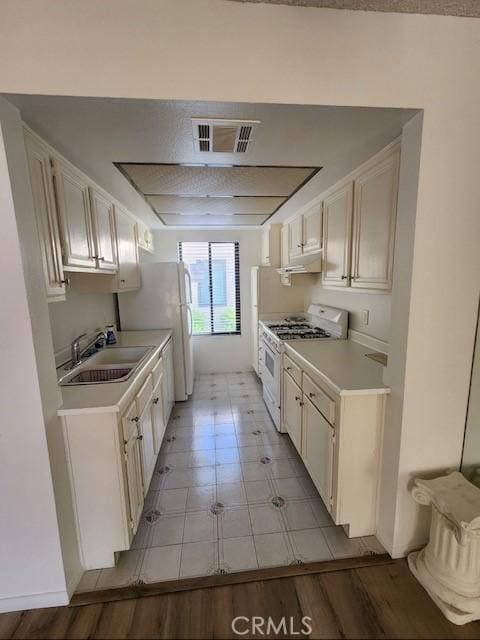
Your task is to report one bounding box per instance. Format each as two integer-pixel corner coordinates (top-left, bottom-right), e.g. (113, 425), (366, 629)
(59, 345), (155, 386)
(87, 346), (154, 366)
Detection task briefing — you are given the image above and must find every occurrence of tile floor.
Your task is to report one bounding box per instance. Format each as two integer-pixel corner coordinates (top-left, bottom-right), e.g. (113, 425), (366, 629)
(76, 371), (385, 592)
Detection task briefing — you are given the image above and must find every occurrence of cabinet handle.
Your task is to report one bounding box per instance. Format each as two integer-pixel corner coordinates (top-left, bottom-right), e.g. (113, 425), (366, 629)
(295, 395), (300, 401)
(60, 278), (70, 285)
(299, 401), (304, 406)
(130, 416), (139, 423)
(309, 392), (315, 398)
(137, 434), (143, 441)
(153, 397), (159, 404)
(120, 279), (126, 283)
(341, 275), (348, 280)
(286, 366), (292, 371)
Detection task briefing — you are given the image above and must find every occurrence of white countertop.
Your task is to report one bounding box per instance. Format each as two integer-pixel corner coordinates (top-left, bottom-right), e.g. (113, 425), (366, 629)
(57, 330), (172, 416)
(284, 339), (390, 396)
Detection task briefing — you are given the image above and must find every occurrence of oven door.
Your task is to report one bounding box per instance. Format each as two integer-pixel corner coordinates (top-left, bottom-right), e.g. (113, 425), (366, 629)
(261, 336), (282, 431)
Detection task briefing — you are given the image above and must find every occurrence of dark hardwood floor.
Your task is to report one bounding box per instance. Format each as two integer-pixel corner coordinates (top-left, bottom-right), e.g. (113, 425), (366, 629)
(1, 559), (479, 639)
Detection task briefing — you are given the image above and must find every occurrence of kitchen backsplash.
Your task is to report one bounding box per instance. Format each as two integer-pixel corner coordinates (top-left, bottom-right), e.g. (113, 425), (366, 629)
(305, 276), (391, 344)
(48, 285), (117, 363)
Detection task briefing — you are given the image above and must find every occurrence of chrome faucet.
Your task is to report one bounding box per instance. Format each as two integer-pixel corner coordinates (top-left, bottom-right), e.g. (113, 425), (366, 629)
(70, 331), (107, 368)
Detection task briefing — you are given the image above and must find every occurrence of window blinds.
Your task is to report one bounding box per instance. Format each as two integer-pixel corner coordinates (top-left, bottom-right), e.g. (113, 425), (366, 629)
(178, 241), (241, 335)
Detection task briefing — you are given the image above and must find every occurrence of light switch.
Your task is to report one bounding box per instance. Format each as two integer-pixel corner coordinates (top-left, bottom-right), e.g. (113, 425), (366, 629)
(362, 309), (370, 325)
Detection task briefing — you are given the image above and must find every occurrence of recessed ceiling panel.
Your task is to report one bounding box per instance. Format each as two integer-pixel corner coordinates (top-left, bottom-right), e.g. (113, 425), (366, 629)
(118, 164), (317, 197)
(145, 195), (286, 215)
(160, 214), (269, 226)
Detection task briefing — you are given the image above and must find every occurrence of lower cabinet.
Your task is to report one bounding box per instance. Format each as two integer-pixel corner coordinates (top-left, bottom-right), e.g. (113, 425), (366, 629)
(281, 350), (386, 538)
(283, 371), (303, 454)
(301, 396), (334, 509)
(61, 338), (175, 569)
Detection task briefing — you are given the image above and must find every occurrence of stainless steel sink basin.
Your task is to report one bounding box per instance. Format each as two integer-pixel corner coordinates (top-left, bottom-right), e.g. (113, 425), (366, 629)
(67, 367), (133, 384)
(59, 345), (156, 386)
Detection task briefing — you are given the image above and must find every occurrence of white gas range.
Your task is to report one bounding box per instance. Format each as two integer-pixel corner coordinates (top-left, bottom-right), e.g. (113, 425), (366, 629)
(260, 304), (348, 431)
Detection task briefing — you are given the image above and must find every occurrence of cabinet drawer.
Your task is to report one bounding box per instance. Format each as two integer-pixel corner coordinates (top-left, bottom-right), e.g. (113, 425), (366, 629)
(302, 373), (336, 425)
(136, 374), (154, 416)
(283, 354), (302, 387)
(152, 355), (164, 385)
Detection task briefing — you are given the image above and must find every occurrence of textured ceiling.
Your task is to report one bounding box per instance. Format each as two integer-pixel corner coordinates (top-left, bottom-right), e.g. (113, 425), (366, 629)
(7, 95), (418, 228)
(117, 163), (319, 226)
(227, 0), (480, 17)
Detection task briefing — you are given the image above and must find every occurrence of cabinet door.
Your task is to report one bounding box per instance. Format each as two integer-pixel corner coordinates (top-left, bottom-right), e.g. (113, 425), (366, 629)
(282, 371), (303, 454)
(281, 225), (289, 267)
(162, 343), (175, 425)
(116, 207), (140, 289)
(24, 133), (66, 299)
(322, 182), (353, 287)
(351, 149), (400, 290)
(52, 158), (96, 269)
(302, 205), (322, 255)
(251, 268), (259, 374)
(302, 396), (334, 509)
(122, 401), (144, 534)
(288, 216), (303, 261)
(261, 228), (270, 265)
(89, 187), (117, 272)
(137, 401), (156, 493)
(152, 376), (166, 455)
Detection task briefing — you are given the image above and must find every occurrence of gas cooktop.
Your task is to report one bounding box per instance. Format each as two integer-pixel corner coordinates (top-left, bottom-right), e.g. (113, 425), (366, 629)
(265, 323), (332, 340)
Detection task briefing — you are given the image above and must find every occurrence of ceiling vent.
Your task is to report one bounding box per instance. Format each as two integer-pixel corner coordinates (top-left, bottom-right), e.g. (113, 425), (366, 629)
(191, 118), (260, 154)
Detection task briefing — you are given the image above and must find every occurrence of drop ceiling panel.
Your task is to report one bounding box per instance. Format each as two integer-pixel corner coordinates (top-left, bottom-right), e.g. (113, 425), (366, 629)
(119, 164), (316, 197)
(160, 214), (269, 226)
(145, 195), (286, 215)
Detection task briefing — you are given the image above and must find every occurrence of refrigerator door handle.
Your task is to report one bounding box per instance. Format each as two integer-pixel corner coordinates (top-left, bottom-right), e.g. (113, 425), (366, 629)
(185, 268), (192, 304)
(187, 305), (193, 337)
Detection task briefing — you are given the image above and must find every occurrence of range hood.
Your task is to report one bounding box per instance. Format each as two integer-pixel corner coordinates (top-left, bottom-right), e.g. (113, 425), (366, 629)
(276, 253), (322, 275)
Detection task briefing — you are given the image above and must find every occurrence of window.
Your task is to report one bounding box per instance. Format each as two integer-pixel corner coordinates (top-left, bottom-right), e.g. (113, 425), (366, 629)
(178, 241), (241, 335)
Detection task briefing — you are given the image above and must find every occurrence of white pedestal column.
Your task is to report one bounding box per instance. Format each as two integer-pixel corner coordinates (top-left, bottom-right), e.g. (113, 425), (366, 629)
(408, 471), (480, 625)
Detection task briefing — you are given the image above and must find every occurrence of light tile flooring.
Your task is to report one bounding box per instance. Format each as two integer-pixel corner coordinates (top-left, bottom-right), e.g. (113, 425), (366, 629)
(76, 371), (385, 592)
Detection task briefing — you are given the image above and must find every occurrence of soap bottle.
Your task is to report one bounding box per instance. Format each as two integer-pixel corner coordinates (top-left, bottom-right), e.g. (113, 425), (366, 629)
(105, 324), (117, 345)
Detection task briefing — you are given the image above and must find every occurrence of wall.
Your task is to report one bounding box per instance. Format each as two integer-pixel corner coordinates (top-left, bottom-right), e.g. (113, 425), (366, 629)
(48, 285), (116, 362)
(0, 98), (74, 612)
(306, 277), (391, 343)
(146, 229), (261, 373)
(1, 0), (480, 607)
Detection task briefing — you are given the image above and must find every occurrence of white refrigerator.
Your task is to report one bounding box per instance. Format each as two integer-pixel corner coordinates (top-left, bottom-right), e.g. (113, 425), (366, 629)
(118, 262), (194, 401)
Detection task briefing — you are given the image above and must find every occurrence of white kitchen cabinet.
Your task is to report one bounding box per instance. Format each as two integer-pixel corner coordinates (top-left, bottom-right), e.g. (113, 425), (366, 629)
(122, 400), (145, 534)
(282, 371), (303, 454)
(115, 206), (141, 290)
(260, 223), (282, 267)
(162, 339), (175, 424)
(351, 149), (400, 290)
(151, 375), (166, 455)
(301, 395), (334, 508)
(137, 221), (154, 253)
(24, 130), (66, 301)
(301, 204), (322, 255)
(135, 376), (156, 492)
(322, 181), (353, 287)
(288, 216), (304, 262)
(281, 346), (387, 537)
(89, 187), (118, 272)
(53, 157), (97, 270)
(281, 224), (289, 267)
(251, 267), (259, 375)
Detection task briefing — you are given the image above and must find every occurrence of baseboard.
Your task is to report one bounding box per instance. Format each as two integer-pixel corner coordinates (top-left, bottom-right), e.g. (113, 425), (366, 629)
(376, 527), (426, 559)
(0, 589), (70, 614)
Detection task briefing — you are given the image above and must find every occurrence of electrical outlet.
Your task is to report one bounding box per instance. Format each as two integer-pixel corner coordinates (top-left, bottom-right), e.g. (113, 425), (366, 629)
(362, 309), (370, 325)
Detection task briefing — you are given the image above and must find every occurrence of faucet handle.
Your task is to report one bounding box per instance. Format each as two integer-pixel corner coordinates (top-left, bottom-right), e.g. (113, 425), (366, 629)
(72, 333), (87, 344)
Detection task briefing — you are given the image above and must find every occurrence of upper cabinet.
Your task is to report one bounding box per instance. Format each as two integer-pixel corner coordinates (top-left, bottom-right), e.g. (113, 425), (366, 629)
(284, 203), (323, 266)
(350, 149), (399, 290)
(322, 144), (400, 291)
(260, 223), (282, 267)
(24, 131), (66, 301)
(322, 182), (354, 287)
(287, 216), (303, 261)
(115, 206), (141, 290)
(137, 221), (154, 254)
(23, 126), (150, 299)
(52, 157), (97, 270)
(89, 187), (117, 272)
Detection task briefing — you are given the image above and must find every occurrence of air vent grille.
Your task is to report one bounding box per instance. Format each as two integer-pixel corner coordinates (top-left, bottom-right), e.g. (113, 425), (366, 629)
(192, 118), (260, 154)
